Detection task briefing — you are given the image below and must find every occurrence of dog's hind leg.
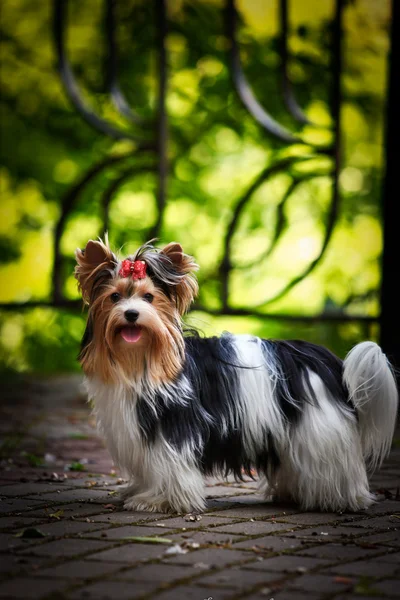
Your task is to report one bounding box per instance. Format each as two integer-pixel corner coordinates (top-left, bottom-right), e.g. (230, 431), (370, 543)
(288, 375), (374, 511)
(263, 373), (375, 512)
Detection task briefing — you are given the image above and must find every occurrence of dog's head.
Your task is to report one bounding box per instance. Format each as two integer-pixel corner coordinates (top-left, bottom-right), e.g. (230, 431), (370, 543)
(75, 238), (198, 386)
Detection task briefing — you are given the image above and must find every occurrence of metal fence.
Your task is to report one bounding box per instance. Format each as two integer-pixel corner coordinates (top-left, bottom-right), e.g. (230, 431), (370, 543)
(2, 0), (398, 366)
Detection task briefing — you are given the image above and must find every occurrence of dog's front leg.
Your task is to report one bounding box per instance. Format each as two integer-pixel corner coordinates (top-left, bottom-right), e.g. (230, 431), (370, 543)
(122, 444), (205, 514)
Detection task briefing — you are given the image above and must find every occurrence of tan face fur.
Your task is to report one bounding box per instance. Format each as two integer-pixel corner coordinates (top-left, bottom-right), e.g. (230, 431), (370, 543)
(75, 239), (198, 387)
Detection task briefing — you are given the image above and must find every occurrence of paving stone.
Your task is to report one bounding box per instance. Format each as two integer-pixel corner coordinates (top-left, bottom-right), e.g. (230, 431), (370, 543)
(26, 488), (112, 503)
(374, 579), (400, 596)
(168, 530), (244, 545)
(325, 559), (400, 577)
(2, 378), (400, 600)
(81, 510), (167, 523)
(233, 535), (304, 552)
(68, 579), (158, 599)
(208, 505), (298, 519)
(275, 512), (349, 526)
(247, 593), (321, 600)
(27, 502), (108, 519)
(80, 524), (175, 539)
(197, 567), (280, 589)
(297, 543), (387, 560)
(244, 554), (331, 573)
(0, 498), (46, 514)
(33, 559), (127, 579)
(355, 531), (400, 547)
(151, 586), (233, 600)
(341, 515), (400, 529)
(17, 519), (109, 537)
(151, 515), (240, 530)
(204, 499), (240, 511)
(0, 516), (42, 530)
(222, 494), (265, 503)
(0, 555), (23, 574)
(375, 552), (400, 563)
(282, 525), (368, 538)
(0, 532), (45, 552)
(114, 563), (204, 583)
(88, 542), (169, 562)
(162, 547), (252, 567)
(17, 537), (112, 557)
(0, 577), (67, 598)
(3, 555), (53, 574)
(288, 573), (353, 593)
(0, 483), (74, 496)
(333, 596), (386, 600)
(212, 520), (296, 535)
(360, 500), (400, 515)
(205, 485), (256, 497)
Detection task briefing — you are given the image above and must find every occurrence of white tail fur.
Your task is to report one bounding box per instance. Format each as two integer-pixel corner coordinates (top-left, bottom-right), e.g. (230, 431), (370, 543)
(343, 341), (398, 472)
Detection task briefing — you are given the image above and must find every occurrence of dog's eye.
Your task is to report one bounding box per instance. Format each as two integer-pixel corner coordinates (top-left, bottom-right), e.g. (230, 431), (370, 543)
(143, 293), (154, 303)
(110, 292), (121, 303)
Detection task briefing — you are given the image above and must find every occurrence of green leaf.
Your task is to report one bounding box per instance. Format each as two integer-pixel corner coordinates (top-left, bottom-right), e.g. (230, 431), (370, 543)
(15, 527), (46, 538)
(68, 433), (88, 440)
(48, 510), (64, 520)
(122, 536), (173, 544)
(20, 452), (44, 467)
(68, 461), (85, 471)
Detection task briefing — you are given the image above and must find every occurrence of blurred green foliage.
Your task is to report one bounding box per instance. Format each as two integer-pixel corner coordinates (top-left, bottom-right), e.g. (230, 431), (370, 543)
(0, 0), (390, 374)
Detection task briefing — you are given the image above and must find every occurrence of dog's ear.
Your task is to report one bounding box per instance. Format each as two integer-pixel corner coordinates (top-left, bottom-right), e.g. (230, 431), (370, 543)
(160, 242), (199, 315)
(75, 239), (117, 304)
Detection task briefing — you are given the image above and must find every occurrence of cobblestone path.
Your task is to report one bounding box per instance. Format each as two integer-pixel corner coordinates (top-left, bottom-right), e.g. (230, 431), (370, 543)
(1, 376), (399, 599)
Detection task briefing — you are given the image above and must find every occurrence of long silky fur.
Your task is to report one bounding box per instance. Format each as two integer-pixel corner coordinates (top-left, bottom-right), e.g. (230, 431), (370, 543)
(77, 239), (399, 514)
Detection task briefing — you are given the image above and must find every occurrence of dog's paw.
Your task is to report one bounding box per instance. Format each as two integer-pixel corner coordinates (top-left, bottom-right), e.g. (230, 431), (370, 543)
(123, 497), (174, 513)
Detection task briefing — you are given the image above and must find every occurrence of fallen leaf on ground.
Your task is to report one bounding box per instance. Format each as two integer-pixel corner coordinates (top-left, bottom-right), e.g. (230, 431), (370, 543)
(48, 510), (64, 520)
(123, 536), (172, 544)
(14, 528), (46, 538)
(67, 462), (85, 472)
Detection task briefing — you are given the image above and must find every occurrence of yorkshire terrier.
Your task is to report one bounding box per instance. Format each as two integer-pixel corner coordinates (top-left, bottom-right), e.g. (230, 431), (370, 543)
(75, 238), (398, 513)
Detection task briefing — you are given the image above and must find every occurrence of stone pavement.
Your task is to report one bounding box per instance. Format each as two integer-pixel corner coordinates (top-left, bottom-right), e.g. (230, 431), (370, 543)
(0, 376), (399, 600)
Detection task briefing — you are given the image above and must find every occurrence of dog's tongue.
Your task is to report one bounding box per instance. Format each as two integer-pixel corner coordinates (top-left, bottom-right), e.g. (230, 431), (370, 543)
(120, 326), (142, 343)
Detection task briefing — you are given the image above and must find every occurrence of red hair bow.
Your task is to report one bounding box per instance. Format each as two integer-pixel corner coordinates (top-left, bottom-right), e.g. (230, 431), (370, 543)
(119, 259), (147, 280)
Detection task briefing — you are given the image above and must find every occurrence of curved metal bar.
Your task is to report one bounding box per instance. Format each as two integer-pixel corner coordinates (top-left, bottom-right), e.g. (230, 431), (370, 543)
(100, 164), (157, 234)
(219, 155), (315, 307)
(226, 0), (301, 144)
(234, 173), (330, 271)
(54, 0), (152, 143)
(149, 0), (168, 240)
(280, 0), (313, 125)
(52, 152), (135, 302)
(0, 299), (377, 324)
(242, 0), (344, 310)
(191, 305), (377, 323)
(104, 0), (146, 125)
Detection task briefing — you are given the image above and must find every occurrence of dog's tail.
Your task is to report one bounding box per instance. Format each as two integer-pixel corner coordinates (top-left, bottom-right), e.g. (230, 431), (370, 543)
(343, 341), (398, 472)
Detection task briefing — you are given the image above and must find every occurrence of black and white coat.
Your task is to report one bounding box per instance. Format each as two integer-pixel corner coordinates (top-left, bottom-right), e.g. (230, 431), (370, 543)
(86, 334), (398, 513)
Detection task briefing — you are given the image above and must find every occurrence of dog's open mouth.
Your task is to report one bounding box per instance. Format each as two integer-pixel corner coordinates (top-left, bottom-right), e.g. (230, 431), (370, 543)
(119, 326), (142, 344)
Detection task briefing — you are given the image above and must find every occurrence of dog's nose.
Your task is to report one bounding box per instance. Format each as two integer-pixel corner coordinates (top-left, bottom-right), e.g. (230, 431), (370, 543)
(124, 309), (139, 323)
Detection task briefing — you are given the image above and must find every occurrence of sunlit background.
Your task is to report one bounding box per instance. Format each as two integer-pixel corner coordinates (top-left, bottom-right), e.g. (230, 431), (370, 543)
(0, 0), (391, 375)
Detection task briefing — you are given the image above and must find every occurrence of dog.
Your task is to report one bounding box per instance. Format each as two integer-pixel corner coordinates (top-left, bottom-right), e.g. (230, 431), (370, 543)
(75, 237), (398, 513)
